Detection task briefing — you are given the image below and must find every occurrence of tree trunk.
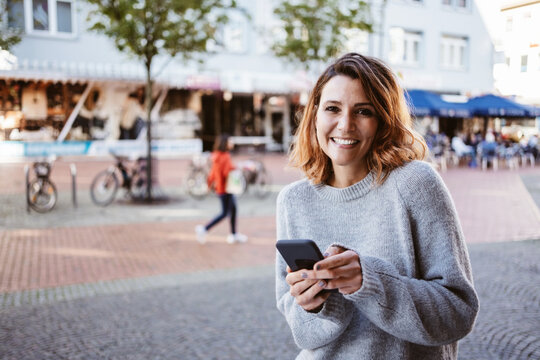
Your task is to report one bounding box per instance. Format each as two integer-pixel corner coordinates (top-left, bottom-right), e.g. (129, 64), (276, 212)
(145, 63), (153, 201)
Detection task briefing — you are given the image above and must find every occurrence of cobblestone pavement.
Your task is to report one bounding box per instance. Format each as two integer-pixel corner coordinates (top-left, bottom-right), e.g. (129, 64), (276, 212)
(0, 240), (539, 360)
(1, 155), (540, 359)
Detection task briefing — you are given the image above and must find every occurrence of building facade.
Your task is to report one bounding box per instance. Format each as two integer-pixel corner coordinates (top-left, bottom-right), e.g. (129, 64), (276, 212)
(1, 0), (495, 151)
(372, 0), (493, 96)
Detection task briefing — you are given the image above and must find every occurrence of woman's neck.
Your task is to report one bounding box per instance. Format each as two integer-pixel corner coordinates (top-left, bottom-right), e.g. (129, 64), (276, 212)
(329, 166), (370, 188)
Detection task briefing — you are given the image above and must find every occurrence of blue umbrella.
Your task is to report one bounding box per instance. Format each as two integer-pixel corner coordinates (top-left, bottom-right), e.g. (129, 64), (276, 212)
(466, 94), (530, 117)
(405, 89), (471, 118)
(525, 105), (540, 117)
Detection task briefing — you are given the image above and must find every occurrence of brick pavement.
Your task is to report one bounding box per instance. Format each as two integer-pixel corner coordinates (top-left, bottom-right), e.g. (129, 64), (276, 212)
(0, 216), (277, 293)
(1, 156), (540, 293)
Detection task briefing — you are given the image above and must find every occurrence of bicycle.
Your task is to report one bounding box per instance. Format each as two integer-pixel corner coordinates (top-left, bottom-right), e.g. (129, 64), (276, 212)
(185, 152), (211, 199)
(27, 156), (58, 213)
(90, 153), (147, 206)
(237, 158), (271, 198)
(185, 153), (271, 199)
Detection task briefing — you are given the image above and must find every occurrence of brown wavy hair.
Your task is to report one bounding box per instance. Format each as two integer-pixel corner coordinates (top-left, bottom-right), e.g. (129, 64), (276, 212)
(289, 52), (426, 185)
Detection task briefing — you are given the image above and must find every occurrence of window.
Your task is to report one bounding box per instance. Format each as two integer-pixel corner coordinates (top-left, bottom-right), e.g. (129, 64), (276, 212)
(56, 1), (72, 33)
(521, 55), (528, 72)
(442, 0), (469, 9)
(7, 0), (25, 29)
(389, 28), (423, 66)
(22, 0), (75, 36)
(440, 35), (468, 70)
(32, 0), (49, 31)
(207, 11), (248, 54)
(223, 22), (247, 53)
(343, 29), (369, 54)
(506, 16), (513, 32)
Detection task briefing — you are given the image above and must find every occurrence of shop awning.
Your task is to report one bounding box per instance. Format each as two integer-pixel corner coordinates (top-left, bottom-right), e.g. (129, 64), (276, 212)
(405, 89), (471, 118)
(525, 105), (540, 117)
(466, 94), (531, 117)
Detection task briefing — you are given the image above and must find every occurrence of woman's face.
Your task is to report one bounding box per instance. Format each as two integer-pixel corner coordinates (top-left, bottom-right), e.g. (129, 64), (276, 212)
(315, 75), (378, 184)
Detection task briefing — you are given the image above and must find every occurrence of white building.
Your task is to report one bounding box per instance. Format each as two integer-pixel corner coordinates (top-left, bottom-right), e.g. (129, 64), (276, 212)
(1, 0), (495, 149)
(492, 0), (540, 105)
(369, 0), (494, 96)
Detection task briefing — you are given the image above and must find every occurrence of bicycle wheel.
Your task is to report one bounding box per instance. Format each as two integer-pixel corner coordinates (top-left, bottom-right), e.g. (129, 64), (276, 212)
(28, 179), (57, 213)
(252, 168), (271, 198)
(186, 169), (209, 199)
(90, 170), (119, 206)
(129, 172), (146, 200)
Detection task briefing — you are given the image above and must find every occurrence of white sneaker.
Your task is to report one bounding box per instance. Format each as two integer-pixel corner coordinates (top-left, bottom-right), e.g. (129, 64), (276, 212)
(235, 233), (248, 243)
(227, 233), (248, 244)
(195, 225), (207, 244)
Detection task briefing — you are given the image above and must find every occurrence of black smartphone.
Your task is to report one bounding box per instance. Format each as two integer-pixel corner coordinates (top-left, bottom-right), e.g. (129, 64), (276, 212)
(275, 239), (325, 272)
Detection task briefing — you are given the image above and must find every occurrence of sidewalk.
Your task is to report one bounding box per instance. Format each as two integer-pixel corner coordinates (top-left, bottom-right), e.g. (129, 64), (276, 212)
(1, 156), (540, 292)
(1, 155), (540, 359)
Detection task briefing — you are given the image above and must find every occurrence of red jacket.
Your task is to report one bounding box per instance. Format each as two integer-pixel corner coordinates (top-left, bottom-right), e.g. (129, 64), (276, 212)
(207, 151), (234, 195)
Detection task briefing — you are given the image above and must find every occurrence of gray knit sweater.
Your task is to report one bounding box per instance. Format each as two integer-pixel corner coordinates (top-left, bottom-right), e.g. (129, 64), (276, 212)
(275, 160), (479, 360)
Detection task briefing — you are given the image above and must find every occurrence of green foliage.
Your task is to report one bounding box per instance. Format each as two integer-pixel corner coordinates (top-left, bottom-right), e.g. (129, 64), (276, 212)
(85, 0), (238, 70)
(271, 0), (373, 69)
(0, 0), (23, 51)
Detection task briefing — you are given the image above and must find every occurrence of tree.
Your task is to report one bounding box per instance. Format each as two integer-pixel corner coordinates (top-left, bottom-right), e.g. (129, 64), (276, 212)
(85, 0), (239, 201)
(271, 0), (373, 70)
(0, 0), (23, 51)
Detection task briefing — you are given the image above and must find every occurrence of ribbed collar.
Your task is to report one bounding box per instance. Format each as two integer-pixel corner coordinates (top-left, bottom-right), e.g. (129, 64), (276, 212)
(312, 172), (376, 202)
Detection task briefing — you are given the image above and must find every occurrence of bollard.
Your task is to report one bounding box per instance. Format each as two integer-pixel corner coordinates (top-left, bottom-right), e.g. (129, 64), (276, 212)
(24, 164), (30, 213)
(70, 163), (77, 208)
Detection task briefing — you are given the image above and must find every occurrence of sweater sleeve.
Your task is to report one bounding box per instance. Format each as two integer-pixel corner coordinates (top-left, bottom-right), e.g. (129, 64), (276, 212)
(275, 188), (354, 350)
(341, 163), (479, 346)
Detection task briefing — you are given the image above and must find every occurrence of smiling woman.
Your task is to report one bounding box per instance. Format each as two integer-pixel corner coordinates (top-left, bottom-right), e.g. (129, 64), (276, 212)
(290, 53), (426, 186)
(275, 53), (479, 360)
(315, 75), (379, 188)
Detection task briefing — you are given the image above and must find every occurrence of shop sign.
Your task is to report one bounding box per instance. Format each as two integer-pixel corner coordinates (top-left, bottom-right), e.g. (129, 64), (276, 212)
(185, 75), (221, 90)
(0, 139), (202, 158)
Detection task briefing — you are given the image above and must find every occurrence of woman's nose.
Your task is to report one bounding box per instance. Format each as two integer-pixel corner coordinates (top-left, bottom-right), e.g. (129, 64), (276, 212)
(337, 112), (355, 132)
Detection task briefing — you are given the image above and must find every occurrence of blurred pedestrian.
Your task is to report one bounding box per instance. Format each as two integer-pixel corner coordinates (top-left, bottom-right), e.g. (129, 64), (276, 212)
(275, 53), (478, 359)
(119, 91), (145, 140)
(195, 134), (248, 245)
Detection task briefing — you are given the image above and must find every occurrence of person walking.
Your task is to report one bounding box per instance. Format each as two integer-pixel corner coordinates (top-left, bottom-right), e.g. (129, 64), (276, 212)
(275, 53), (478, 359)
(195, 134), (248, 245)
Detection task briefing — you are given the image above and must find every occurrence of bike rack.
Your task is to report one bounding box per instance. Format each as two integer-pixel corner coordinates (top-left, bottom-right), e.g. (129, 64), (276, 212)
(24, 164), (30, 213)
(70, 163), (77, 208)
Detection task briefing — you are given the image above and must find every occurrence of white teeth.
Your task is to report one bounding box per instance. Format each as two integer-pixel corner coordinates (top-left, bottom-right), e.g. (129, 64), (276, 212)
(332, 138), (358, 145)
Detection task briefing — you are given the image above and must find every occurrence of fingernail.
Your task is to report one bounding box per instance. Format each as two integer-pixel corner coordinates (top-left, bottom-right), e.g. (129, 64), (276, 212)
(323, 252), (329, 257)
(315, 264), (321, 270)
(301, 272), (308, 279)
(318, 280), (326, 288)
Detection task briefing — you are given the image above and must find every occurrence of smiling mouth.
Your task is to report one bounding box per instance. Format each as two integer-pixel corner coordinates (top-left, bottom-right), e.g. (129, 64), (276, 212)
(331, 137), (359, 145)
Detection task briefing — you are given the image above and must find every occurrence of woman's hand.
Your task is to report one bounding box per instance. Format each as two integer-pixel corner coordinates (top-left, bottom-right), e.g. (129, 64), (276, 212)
(307, 245), (363, 295)
(286, 266), (331, 312)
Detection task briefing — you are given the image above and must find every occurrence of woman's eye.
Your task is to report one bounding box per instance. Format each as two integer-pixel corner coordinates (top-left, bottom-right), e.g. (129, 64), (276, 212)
(325, 106), (340, 113)
(356, 108), (374, 116)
